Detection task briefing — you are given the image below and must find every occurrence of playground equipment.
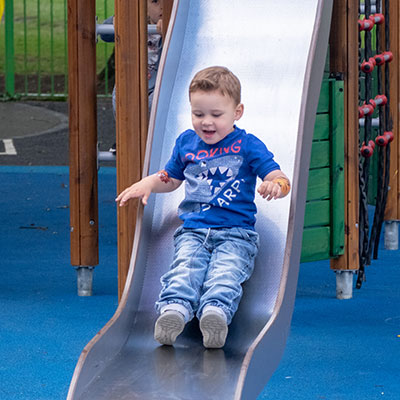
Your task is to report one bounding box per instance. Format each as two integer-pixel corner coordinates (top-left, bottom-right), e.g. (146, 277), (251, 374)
(0, 0), (391, 298)
(65, 0), (400, 396)
(68, 0), (99, 296)
(328, 0), (399, 298)
(67, 0), (333, 398)
(356, 0), (397, 289)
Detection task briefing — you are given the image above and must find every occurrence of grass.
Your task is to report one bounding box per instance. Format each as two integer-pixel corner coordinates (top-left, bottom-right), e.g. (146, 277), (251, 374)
(0, 0), (115, 76)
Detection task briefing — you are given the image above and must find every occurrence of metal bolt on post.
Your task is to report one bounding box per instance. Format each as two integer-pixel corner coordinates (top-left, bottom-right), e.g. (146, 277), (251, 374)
(335, 270), (354, 300)
(76, 266), (95, 296)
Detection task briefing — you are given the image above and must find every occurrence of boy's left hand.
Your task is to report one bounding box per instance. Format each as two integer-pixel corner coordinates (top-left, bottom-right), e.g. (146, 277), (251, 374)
(257, 180), (281, 201)
(156, 19), (163, 35)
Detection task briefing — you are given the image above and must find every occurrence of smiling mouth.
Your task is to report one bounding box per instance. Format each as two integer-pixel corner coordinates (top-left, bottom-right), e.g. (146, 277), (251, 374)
(203, 130), (215, 135)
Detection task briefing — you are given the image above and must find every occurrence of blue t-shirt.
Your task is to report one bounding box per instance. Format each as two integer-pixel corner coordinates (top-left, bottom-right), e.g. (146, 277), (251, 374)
(164, 126), (280, 230)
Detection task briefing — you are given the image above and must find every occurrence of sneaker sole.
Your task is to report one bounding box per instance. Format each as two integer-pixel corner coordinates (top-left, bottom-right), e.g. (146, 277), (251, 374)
(154, 313), (185, 346)
(200, 313), (228, 349)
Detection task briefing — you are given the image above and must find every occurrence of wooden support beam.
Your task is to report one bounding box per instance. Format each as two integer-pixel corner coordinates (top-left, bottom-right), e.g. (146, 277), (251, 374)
(68, 0), (99, 267)
(384, 0), (400, 220)
(115, 0), (174, 300)
(162, 0), (174, 38)
(330, 0), (359, 271)
(115, 0), (148, 299)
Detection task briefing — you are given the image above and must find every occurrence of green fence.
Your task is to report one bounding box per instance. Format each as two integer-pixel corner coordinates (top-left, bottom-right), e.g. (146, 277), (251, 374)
(0, 0), (114, 99)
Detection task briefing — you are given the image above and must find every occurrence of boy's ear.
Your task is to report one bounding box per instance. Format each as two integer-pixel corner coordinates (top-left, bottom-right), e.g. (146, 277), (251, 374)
(235, 103), (244, 121)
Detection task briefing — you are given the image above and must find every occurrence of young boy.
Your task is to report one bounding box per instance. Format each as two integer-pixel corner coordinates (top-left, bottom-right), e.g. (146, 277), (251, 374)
(116, 66), (290, 348)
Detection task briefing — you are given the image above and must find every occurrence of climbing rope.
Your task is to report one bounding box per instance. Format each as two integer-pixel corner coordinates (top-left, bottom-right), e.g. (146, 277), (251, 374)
(372, 0), (393, 260)
(357, 0), (393, 288)
(357, 0), (373, 288)
(367, 0), (384, 265)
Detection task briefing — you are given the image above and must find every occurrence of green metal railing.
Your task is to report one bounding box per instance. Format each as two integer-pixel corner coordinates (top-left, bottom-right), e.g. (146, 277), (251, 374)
(1, 0), (114, 99)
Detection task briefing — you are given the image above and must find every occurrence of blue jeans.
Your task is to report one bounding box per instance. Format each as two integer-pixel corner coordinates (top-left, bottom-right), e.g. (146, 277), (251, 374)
(155, 226), (259, 324)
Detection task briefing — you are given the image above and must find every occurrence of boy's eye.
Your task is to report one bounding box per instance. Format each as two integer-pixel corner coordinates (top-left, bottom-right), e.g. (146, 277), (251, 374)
(212, 113), (222, 118)
(193, 112), (203, 117)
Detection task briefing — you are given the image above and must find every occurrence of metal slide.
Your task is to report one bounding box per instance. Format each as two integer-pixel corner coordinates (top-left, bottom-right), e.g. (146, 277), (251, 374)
(68, 1), (333, 398)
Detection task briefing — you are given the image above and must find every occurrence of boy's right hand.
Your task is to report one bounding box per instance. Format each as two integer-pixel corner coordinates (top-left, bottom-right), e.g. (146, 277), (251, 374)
(115, 180), (152, 207)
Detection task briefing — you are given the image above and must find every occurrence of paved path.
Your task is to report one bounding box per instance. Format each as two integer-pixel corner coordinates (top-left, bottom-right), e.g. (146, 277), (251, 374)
(0, 99), (115, 166)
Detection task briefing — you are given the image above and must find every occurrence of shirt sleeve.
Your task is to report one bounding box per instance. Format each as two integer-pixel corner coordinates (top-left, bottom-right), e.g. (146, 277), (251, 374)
(164, 136), (186, 181)
(246, 134), (280, 179)
(99, 16), (115, 43)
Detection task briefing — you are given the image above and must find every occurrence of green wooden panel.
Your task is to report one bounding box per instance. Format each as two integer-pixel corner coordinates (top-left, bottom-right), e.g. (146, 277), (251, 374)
(304, 200), (330, 228)
(313, 114), (329, 140)
(301, 78), (345, 263)
(316, 80), (330, 113)
(310, 141), (330, 169)
(306, 168), (330, 201)
(301, 226), (330, 262)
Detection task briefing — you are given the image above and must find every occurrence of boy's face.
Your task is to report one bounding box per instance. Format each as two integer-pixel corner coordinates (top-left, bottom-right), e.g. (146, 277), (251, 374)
(148, 0), (163, 25)
(190, 90), (244, 145)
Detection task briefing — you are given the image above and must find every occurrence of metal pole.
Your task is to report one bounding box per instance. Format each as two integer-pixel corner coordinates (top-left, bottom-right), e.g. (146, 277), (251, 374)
(98, 150), (116, 162)
(384, 220), (399, 250)
(359, 5), (377, 14)
(335, 270), (354, 299)
(96, 23), (158, 40)
(359, 117), (380, 127)
(4, 0), (15, 97)
(76, 266), (94, 296)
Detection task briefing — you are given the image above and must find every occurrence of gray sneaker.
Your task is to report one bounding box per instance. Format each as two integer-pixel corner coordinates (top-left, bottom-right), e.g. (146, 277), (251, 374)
(199, 310), (228, 349)
(154, 311), (185, 345)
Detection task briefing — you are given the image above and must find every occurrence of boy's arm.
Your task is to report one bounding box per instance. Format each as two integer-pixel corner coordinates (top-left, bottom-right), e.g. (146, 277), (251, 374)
(116, 173), (182, 207)
(257, 169), (290, 201)
(99, 16), (115, 43)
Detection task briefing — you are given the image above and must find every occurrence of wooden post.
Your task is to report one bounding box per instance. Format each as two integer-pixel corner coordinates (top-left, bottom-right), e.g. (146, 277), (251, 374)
(384, 0), (399, 220)
(68, 0), (99, 270)
(162, 0), (174, 38)
(329, 0), (359, 271)
(115, 0), (174, 300)
(115, 0), (148, 299)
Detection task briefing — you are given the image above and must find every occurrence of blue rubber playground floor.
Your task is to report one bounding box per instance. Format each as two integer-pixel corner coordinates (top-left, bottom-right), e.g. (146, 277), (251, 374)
(1, 165), (399, 400)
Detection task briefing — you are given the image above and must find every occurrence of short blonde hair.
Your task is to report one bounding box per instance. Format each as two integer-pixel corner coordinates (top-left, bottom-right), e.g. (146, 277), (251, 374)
(189, 66), (241, 105)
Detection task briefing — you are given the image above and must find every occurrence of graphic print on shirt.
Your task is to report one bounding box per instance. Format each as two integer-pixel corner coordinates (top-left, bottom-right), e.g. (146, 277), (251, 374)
(178, 154), (244, 216)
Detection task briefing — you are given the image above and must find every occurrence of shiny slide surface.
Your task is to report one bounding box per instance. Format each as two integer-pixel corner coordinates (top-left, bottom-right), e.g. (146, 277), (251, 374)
(68, 1), (333, 399)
